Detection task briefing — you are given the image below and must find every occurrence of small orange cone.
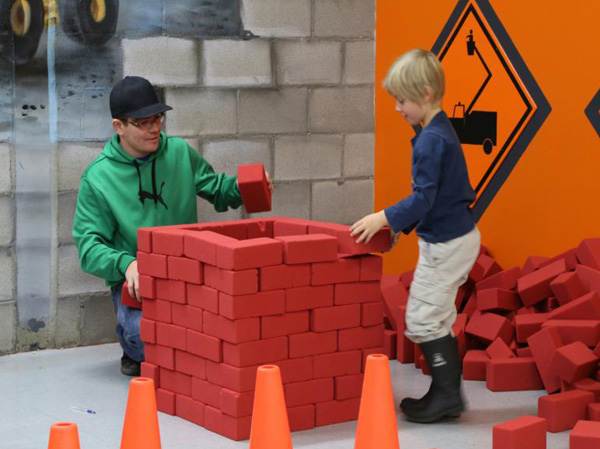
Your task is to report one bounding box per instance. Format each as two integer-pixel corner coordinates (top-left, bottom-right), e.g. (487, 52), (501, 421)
(249, 365), (293, 449)
(120, 377), (161, 449)
(47, 422), (81, 449)
(354, 354), (400, 449)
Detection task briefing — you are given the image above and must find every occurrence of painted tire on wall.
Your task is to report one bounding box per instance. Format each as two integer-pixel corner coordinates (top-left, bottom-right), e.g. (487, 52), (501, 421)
(59, 0), (118, 45)
(0, 0), (45, 66)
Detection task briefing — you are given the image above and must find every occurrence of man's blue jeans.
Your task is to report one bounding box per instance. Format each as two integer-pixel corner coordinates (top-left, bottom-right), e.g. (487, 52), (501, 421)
(110, 283), (144, 362)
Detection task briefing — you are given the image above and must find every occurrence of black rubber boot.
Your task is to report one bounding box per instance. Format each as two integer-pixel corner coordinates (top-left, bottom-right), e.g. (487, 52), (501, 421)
(400, 335), (458, 413)
(121, 353), (141, 377)
(402, 334), (464, 423)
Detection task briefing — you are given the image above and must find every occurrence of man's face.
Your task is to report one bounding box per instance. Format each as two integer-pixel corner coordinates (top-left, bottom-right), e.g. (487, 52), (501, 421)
(113, 113), (164, 158)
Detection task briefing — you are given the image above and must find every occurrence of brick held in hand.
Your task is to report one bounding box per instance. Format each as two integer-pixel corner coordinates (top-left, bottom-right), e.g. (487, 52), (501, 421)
(237, 163), (271, 214)
(538, 390), (595, 432)
(517, 259), (567, 306)
(121, 281), (142, 309)
(308, 222), (391, 255)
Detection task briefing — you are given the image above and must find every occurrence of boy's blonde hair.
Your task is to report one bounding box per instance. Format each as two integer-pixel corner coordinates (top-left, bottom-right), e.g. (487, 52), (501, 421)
(383, 49), (445, 104)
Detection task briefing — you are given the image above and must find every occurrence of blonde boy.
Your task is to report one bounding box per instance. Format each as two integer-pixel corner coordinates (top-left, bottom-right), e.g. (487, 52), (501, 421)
(351, 49), (480, 423)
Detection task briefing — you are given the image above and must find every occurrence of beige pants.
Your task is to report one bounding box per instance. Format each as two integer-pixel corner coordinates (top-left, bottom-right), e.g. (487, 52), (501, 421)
(405, 226), (481, 344)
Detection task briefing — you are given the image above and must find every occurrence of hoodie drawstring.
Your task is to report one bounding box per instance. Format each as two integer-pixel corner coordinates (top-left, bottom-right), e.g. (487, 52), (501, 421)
(133, 159), (168, 210)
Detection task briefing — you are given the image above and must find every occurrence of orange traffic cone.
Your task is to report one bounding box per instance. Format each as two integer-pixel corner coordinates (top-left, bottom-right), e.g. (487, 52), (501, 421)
(120, 377), (161, 449)
(47, 422), (81, 449)
(354, 354), (400, 449)
(249, 365), (293, 449)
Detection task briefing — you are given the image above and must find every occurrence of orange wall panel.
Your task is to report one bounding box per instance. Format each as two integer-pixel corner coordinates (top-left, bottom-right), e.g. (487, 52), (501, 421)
(376, 0), (600, 274)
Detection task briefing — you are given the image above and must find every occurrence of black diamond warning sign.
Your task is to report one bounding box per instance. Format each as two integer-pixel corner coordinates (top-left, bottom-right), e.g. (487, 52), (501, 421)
(433, 0), (550, 220)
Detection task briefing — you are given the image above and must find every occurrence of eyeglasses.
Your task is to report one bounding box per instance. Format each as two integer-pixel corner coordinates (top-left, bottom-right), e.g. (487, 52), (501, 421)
(124, 113), (165, 131)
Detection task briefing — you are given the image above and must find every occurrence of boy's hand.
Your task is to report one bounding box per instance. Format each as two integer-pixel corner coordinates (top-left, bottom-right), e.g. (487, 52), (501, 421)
(350, 211), (389, 244)
(125, 260), (140, 302)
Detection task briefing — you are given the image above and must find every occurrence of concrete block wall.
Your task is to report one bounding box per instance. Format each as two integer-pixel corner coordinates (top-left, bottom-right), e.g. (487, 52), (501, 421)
(1, 0), (376, 355)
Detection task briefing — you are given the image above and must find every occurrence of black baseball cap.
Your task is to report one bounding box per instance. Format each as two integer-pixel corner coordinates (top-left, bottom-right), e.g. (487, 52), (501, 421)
(110, 76), (173, 119)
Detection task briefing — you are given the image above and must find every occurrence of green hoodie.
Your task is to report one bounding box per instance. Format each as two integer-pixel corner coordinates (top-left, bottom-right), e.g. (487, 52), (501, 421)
(73, 132), (242, 286)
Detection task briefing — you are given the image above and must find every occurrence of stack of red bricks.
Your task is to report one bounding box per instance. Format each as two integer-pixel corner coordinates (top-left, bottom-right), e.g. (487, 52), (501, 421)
(136, 217), (390, 440)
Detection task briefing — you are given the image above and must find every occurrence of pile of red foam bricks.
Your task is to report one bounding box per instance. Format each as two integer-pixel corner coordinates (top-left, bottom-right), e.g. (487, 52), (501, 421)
(383, 238), (600, 449)
(136, 217), (390, 440)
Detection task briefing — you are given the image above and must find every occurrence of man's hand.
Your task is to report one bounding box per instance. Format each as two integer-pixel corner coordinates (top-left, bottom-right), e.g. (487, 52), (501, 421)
(125, 260), (140, 302)
(265, 171), (274, 194)
(350, 211), (389, 244)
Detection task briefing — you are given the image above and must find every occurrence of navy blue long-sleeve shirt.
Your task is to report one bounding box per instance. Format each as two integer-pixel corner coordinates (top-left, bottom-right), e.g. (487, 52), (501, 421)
(384, 110), (476, 243)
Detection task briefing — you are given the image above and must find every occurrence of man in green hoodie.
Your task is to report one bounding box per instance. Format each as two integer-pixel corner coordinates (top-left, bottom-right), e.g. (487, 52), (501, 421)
(73, 76), (270, 376)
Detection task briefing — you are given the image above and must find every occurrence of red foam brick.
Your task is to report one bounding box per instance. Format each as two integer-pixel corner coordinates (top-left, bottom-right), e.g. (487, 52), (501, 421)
(137, 252), (168, 278)
(289, 331), (337, 358)
(156, 388), (176, 415)
(493, 415), (546, 449)
(184, 231), (236, 265)
(155, 279), (186, 304)
(204, 405), (251, 441)
(217, 237), (283, 270)
(362, 302), (384, 327)
(222, 336), (288, 368)
(288, 405), (315, 432)
(167, 256), (203, 284)
(285, 378), (334, 407)
(338, 325), (384, 351)
(570, 420), (600, 449)
(219, 290), (285, 320)
(313, 351), (362, 378)
(539, 248), (578, 271)
(550, 342), (598, 384)
(261, 311), (309, 339)
(515, 313), (549, 343)
(139, 275), (156, 299)
(176, 395), (204, 427)
(156, 322), (187, 351)
(175, 350), (206, 379)
(360, 255), (383, 281)
(237, 163), (271, 214)
(522, 256), (550, 276)
(121, 282), (141, 309)
(517, 259), (567, 306)
(285, 285), (333, 312)
(315, 398), (360, 426)
(528, 326), (564, 393)
(260, 264), (310, 291)
(478, 288), (521, 313)
(576, 238), (600, 271)
(141, 362), (160, 387)
(486, 358), (543, 391)
(308, 222), (391, 255)
(311, 258), (361, 285)
(203, 311), (260, 344)
(541, 320), (600, 346)
(160, 368), (191, 396)
(310, 304), (360, 332)
(547, 291), (600, 320)
(275, 234), (338, 264)
(463, 350), (488, 381)
(140, 318), (156, 344)
(335, 374), (363, 400)
(466, 312), (514, 344)
(171, 303), (203, 333)
(476, 267), (522, 291)
(380, 276), (408, 329)
(187, 329), (222, 362)
(538, 390), (595, 432)
(550, 272), (588, 306)
(186, 284), (218, 313)
(486, 337), (515, 359)
(335, 282), (381, 305)
(152, 229), (187, 256)
(204, 265), (258, 296)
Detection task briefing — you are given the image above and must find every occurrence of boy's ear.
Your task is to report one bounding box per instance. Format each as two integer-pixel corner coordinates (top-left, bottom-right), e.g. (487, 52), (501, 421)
(422, 86), (434, 103)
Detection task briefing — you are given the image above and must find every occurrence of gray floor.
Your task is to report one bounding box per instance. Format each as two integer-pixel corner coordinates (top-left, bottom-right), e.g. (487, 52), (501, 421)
(0, 344), (570, 449)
